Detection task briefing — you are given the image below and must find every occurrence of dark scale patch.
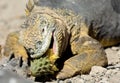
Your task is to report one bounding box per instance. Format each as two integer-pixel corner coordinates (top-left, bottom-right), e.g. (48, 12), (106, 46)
(49, 36), (54, 48)
(70, 35), (80, 43)
(55, 43), (73, 72)
(73, 36), (79, 42)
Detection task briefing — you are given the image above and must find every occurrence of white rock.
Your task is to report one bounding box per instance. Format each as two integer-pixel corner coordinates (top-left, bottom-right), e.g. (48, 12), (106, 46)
(105, 70), (112, 77)
(117, 50), (120, 56)
(90, 66), (107, 76)
(111, 47), (120, 51)
(99, 77), (109, 83)
(73, 79), (85, 83)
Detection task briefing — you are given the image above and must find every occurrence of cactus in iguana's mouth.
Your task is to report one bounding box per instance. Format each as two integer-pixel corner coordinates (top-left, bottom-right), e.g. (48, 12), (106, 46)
(30, 56), (58, 77)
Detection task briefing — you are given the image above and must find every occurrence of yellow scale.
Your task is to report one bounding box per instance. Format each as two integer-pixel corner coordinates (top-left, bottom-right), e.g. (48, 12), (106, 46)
(45, 49), (59, 71)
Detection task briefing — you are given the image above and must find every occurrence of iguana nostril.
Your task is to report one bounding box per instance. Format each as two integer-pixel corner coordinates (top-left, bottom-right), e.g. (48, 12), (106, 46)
(28, 48), (34, 55)
(35, 41), (42, 49)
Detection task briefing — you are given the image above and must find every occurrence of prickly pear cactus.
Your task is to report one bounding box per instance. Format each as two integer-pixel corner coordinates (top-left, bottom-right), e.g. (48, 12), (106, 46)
(30, 57), (58, 77)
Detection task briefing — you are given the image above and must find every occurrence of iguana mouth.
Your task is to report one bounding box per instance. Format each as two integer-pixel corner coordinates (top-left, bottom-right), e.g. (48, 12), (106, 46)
(49, 32), (58, 56)
(30, 30), (59, 59)
(49, 34), (54, 49)
(29, 31), (59, 76)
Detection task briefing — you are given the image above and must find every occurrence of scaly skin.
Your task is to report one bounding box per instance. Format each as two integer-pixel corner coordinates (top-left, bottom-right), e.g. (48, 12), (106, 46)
(3, 0), (111, 80)
(4, 32), (28, 61)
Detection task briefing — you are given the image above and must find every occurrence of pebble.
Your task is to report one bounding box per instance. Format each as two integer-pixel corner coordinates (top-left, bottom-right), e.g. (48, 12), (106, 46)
(105, 70), (112, 78)
(117, 51), (120, 56)
(90, 66), (107, 76)
(111, 47), (120, 51)
(99, 79), (109, 83)
(74, 79), (84, 83)
(72, 76), (85, 83)
(65, 79), (72, 83)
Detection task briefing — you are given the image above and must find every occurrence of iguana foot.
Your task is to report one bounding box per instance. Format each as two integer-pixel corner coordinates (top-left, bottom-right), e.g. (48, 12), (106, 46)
(4, 32), (29, 67)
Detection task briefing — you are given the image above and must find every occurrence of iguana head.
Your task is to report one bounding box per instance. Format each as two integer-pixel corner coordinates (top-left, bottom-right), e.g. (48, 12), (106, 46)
(19, 0), (69, 77)
(20, 0), (69, 60)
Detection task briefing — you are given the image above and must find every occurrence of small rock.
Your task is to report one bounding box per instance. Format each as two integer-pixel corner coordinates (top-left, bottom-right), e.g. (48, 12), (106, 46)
(105, 48), (119, 65)
(81, 75), (95, 83)
(72, 76), (85, 83)
(81, 75), (91, 80)
(74, 79), (84, 83)
(117, 50), (120, 56)
(90, 66), (107, 77)
(65, 79), (72, 83)
(99, 77), (109, 83)
(57, 80), (64, 83)
(105, 70), (112, 78)
(111, 47), (120, 51)
(108, 72), (120, 83)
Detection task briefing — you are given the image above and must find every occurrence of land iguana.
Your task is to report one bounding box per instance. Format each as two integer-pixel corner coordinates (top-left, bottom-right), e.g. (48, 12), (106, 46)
(3, 0), (120, 80)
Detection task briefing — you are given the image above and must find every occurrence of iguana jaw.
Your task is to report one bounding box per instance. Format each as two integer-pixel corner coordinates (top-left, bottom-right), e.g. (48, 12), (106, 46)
(30, 30), (59, 59)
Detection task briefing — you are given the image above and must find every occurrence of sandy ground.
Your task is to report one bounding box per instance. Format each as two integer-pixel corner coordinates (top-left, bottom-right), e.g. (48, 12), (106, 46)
(0, 0), (26, 45)
(0, 0), (120, 83)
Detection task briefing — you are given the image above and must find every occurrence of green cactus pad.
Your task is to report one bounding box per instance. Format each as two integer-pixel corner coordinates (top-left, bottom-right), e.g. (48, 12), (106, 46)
(30, 57), (58, 77)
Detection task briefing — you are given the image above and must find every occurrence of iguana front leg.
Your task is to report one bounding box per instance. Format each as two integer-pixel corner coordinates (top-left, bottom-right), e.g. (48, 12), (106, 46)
(4, 32), (28, 66)
(57, 32), (108, 79)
